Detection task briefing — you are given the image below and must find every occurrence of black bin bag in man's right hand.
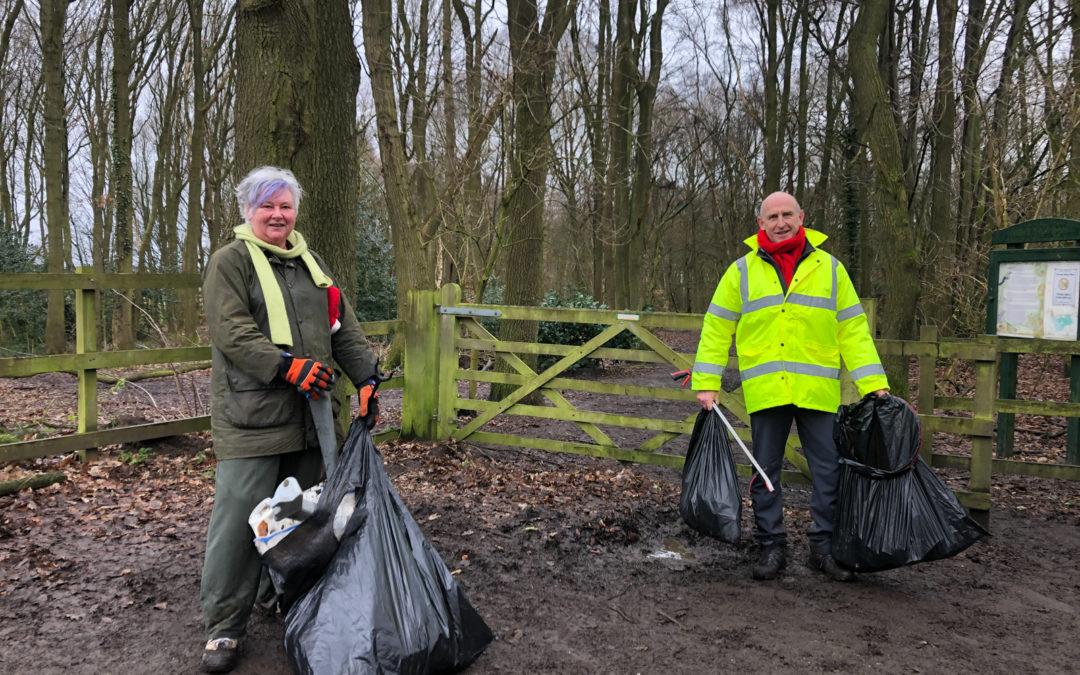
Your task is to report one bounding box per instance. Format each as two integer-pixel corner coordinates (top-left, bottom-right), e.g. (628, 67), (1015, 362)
(282, 420), (493, 674)
(832, 395), (987, 572)
(680, 408), (742, 543)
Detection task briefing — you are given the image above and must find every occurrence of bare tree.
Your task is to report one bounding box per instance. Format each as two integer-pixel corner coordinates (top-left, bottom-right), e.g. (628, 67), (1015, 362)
(850, 0), (920, 395)
(233, 0), (360, 296)
(179, 0), (205, 338)
(41, 0), (68, 353)
(493, 0), (575, 396)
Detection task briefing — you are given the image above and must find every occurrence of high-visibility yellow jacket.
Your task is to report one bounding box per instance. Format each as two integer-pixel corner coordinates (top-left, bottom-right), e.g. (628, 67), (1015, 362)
(691, 228), (888, 414)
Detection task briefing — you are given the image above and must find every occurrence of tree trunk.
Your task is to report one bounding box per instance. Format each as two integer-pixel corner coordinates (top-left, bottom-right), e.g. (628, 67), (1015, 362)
(234, 0), (360, 302)
(606, 0), (633, 308)
(439, 0), (457, 287)
(1068, 0), (1080, 216)
(111, 0), (136, 350)
(795, 0), (809, 201)
(626, 0), (669, 310)
(957, 0), (987, 254)
(0, 0), (25, 233)
(984, 0), (1033, 234)
(923, 0), (959, 332)
(763, 0), (780, 192)
(362, 0), (438, 322)
(490, 0), (573, 401)
(180, 0), (205, 339)
(849, 0), (920, 397)
(568, 5), (609, 302)
(41, 0), (68, 354)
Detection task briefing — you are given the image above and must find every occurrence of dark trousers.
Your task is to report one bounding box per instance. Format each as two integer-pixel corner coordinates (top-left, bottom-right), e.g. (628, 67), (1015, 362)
(200, 446), (322, 641)
(749, 405), (840, 554)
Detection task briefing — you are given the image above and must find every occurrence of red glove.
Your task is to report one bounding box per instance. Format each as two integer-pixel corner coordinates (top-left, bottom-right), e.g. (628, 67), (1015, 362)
(279, 353), (334, 399)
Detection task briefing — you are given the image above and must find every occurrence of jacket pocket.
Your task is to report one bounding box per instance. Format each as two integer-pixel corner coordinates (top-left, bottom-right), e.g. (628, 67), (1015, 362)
(224, 367), (298, 429)
(801, 341), (841, 370)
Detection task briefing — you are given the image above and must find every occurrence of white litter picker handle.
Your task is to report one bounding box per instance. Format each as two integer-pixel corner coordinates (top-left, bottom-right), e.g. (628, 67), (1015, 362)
(711, 403), (775, 493)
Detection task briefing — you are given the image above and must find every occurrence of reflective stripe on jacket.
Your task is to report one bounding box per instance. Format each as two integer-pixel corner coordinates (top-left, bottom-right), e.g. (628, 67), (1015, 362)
(691, 228), (888, 414)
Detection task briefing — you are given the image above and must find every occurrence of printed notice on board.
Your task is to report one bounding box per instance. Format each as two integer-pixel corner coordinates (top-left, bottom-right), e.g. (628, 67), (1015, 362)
(997, 261), (1080, 340)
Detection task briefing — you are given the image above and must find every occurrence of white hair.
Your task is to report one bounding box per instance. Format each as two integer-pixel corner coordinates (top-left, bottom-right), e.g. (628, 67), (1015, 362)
(235, 166), (303, 218)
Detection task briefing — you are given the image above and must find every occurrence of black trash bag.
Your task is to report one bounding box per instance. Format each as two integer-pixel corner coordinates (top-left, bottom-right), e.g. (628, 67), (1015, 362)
(281, 420), (493, 674)
(680, 408), (742, 543)
(832, 395), (987, 572)
(260, 473), (354, 613)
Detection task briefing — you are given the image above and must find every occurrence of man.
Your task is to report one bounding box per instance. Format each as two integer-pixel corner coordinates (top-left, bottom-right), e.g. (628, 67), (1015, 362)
(692, 191), (888, 582)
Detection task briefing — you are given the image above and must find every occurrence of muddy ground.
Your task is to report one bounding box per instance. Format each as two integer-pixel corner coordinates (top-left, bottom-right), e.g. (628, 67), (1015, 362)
(1, 346), (1079, 674)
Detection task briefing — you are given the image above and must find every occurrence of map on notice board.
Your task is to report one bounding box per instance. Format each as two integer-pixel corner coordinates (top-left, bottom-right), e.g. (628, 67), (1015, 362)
(996, 260), (1080, 340)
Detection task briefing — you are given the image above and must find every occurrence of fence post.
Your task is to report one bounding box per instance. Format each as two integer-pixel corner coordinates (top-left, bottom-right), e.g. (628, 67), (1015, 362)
(75, 267), (99, 461)
(401, 288), (440, 440)
(918, 325), (937, 463)
(436, 284), (461, 440)
(1069, 356), (1080, 464)
(968, 336), (998, 529)
(997, 350), (1017, 458)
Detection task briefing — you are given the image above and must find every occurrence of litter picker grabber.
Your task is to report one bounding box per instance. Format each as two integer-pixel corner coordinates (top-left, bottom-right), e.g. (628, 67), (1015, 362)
(309, 395), (339, 475)
(710, 402), (774, 493)
(670, 368), (775, 493)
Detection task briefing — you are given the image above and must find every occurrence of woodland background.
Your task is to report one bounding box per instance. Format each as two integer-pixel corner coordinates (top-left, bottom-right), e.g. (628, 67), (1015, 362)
(2, 0), (1077, 389)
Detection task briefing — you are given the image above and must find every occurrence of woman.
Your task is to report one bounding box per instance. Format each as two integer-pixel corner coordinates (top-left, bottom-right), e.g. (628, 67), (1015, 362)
(199, 166), (379, 673)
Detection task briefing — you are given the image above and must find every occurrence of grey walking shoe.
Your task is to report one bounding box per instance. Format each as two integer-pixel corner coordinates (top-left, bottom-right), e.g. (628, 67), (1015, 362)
(202, 637), (240, 673)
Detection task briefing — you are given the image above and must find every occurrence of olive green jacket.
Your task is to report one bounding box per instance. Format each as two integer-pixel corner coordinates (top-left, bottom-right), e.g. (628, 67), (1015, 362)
(203, 238), (378, 459)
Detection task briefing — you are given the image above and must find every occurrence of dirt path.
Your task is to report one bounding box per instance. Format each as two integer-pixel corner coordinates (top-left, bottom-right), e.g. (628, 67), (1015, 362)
(1, 360), (1079, 673)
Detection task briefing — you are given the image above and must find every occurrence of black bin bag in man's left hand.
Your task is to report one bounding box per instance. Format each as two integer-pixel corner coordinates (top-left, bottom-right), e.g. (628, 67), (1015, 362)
(832, 395), (987, 572)
(281, 420), (493, 674)
(680, 408), (742, 544)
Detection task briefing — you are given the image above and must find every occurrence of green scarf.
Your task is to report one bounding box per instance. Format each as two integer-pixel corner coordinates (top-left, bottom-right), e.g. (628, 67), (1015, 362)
(233, 224), (333, 347)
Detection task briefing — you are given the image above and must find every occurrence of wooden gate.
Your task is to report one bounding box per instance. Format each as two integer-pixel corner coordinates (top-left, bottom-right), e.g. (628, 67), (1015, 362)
(401, 284), (815, 486)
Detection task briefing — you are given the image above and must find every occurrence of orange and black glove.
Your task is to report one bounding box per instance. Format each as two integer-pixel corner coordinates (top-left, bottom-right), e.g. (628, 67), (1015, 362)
(279, 353), (334, 400)
(357, 377), (380, 429)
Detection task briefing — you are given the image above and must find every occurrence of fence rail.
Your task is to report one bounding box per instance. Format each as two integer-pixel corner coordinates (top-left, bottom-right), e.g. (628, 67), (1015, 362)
(0, 273), (402, 461)
(3, 278), (1079, 528)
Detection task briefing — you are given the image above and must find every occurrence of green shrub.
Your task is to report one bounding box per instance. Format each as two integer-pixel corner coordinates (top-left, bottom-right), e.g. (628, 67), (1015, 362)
(353, 201), (396, 323)
(537, 287), (638, 371)
(0, 229), (47, 353)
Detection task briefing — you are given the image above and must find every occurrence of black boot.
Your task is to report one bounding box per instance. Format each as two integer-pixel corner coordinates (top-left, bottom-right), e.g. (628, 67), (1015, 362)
(751, 544), (786, 580)
(807, 550), (855, 582)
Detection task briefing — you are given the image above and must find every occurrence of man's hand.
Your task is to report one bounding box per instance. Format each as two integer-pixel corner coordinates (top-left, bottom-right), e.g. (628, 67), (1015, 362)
(357, 378), (380, 429)
(279, 353), (334, 400)
(696, 390), (720, 410)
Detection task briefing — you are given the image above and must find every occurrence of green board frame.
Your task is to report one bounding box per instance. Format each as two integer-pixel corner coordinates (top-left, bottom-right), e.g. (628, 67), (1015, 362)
(986, 218), (1080, 462)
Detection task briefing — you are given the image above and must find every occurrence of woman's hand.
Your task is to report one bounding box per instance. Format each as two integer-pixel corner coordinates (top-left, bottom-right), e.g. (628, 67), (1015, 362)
(279, 354), (334, 399)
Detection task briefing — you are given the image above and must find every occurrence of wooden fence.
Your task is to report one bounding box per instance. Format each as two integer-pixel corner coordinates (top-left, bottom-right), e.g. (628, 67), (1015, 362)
(3, 278), (1080, 528)
(0, 271), (400, 461)
(401, 284), (1080, 527)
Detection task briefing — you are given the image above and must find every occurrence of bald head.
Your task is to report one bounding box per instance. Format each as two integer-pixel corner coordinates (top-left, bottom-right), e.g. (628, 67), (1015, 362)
(757, 192), (804, 243)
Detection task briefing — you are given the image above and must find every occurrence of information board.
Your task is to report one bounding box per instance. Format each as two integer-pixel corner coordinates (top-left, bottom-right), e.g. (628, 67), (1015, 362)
(996, 260), (1080, 340)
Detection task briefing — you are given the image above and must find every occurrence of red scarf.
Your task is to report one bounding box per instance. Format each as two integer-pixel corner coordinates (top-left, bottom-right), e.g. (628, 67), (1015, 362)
(757, 227), (806, 287)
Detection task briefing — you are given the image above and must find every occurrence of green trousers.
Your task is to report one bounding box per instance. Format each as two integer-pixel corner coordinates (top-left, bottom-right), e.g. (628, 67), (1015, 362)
(200, 446), (323, 641)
